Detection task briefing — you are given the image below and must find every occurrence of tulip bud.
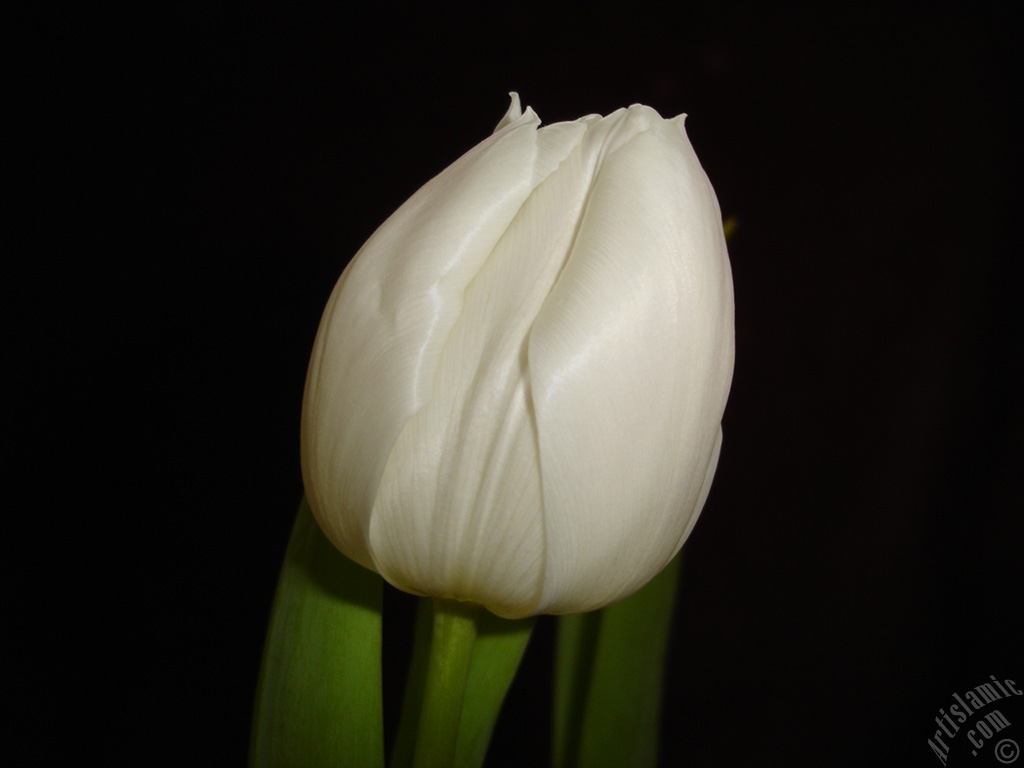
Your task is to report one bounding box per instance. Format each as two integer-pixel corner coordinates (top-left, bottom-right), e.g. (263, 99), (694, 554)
(301, 93), (734, 618)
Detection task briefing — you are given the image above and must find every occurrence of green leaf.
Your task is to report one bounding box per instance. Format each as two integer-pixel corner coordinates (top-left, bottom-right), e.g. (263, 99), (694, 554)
(455, 610), (535, 768)
(553, 554), (681, 768)
(723, 215), (739, 243)
(390, 598), (434, 768)
(552, 610), (600, 768)
(250, 497), (384, 768)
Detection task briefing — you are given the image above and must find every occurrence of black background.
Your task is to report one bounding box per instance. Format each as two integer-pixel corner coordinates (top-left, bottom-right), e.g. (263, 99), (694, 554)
(25, 2), (1020, 766)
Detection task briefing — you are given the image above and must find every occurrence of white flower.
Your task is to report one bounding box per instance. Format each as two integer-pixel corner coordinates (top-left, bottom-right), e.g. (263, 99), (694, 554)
(301, 93), (734, 618)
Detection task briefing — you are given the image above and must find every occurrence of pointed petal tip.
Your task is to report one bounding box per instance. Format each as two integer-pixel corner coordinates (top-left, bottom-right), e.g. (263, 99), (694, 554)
(494, 91), (528, 133)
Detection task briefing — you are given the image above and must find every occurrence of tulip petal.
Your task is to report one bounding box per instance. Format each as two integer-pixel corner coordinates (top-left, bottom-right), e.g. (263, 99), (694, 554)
(368, 119), (597, 616)
(674, 425), (723, 555)
(528, 115), (734, 614)
(302, 103), (552, 569)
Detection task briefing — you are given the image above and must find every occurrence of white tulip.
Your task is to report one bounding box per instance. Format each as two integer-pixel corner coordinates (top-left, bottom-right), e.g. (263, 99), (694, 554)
(301, 93), (734, 618)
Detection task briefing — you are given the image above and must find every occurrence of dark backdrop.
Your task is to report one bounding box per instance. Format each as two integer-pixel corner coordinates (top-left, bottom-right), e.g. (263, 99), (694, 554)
(29, 3), (1020, 767)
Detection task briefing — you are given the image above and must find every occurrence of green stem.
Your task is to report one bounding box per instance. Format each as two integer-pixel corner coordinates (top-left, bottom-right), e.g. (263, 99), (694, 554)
(412, 599), (481, 768)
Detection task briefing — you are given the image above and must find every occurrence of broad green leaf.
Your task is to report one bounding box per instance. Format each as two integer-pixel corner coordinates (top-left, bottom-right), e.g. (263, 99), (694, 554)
(554, 554), (680, 768)
(455, 610), (535, 768)
(552, 610), (600, 768)
(250, 497), (384, 768)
